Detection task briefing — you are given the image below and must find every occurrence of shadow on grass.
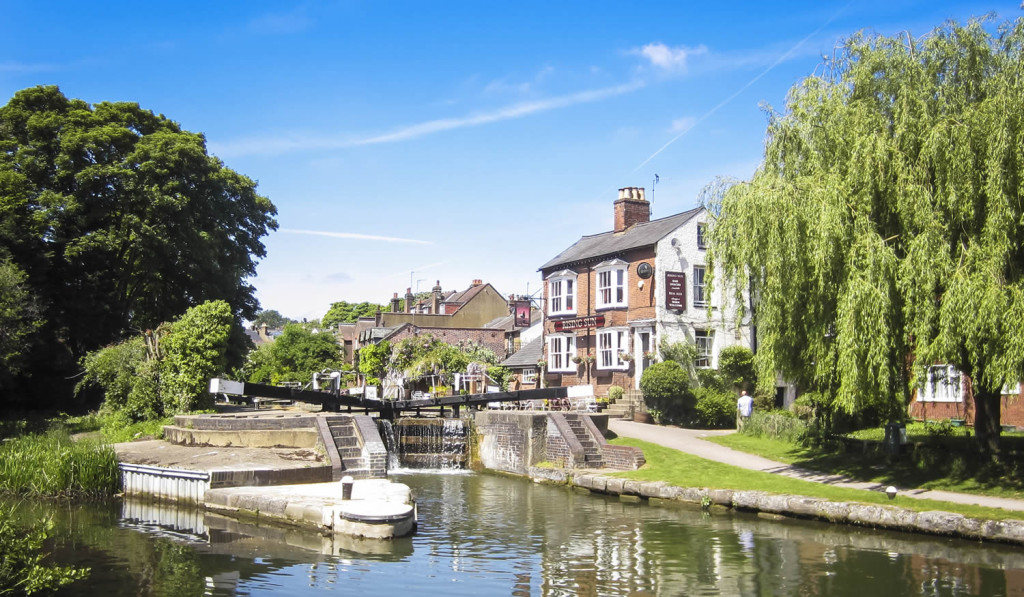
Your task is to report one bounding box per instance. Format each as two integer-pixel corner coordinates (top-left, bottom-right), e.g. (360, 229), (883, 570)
(785, 435), (1024, 499)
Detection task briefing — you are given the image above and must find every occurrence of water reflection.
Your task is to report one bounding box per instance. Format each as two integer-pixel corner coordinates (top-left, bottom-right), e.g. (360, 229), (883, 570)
(16, 472), (1023, 596)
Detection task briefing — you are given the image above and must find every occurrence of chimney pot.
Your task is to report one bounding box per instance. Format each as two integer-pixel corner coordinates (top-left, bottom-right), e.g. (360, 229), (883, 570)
(614, 186), (651, 232)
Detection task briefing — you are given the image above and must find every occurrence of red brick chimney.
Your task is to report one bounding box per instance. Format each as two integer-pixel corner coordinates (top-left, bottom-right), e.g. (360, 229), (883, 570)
(614, 187), (650, 232)
(405, 287), (414, 313)
(390, 292), (402, 313)
(471, 279), (482, 287)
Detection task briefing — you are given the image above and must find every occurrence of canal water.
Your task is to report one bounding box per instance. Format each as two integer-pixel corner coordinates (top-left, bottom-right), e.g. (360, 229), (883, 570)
(20, 471), (1024, 596)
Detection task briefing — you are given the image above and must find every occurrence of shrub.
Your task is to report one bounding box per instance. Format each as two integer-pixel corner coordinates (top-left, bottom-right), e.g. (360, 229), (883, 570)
(741, 410), (808, 443)
(0, 508), (89, 594)
(640, 361), (695, 423)
(693, 388), (735, 428)
(717, 345), (756, 390)
(607, 386), (624, 402)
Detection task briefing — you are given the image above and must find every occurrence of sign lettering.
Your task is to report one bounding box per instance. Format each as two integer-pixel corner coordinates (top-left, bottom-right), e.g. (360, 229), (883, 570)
(553, 315), (606, 332)
(666, 271), (686, 310)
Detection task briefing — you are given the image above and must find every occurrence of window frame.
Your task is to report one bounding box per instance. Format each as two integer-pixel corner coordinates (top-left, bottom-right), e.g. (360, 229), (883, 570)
(920, 365), (963, 403)
(522, 368), (537, 384)
(595, 259), (628, 310)
(697, 222), (708, 250)
(547, 334), (577, 372)
(692, 265), (708, 307)
(547, 270), (577, 317)
(597, 328), (629, 370)
(694, 329), (713, 368)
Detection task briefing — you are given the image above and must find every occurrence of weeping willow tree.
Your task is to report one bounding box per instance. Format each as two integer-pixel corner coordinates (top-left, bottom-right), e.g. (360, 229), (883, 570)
(708, 19), (1024, 452)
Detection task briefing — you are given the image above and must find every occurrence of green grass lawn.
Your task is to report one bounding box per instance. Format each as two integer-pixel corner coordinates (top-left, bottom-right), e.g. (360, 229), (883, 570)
(608, 437), (1020, 521)
(706, 432), (1024, 501)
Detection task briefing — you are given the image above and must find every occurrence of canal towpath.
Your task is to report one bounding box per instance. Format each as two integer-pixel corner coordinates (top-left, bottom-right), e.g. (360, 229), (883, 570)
(608, 419), (1024, 513)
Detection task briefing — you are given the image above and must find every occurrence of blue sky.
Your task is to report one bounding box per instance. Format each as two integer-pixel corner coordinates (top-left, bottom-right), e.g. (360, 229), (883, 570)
(1, 1), (1016, 321)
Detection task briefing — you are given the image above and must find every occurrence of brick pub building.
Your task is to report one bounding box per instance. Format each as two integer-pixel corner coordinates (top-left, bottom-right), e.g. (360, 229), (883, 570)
(538, 187), (754, 398)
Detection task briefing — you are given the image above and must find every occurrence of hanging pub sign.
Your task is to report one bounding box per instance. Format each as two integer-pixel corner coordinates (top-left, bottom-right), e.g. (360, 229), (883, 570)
(553, 315), (605, 332)
(666, 271), (686, 310)
(513, 300), (531, 327)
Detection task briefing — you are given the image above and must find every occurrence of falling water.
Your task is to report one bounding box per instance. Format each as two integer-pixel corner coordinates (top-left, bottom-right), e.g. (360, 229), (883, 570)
(377, 419), (401, 470)
(377, 418), (468, 470)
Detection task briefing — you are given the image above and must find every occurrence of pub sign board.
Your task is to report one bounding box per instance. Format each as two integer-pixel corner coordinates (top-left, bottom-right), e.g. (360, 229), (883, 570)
(553, 315), (605, 332)
(666, 271), (686, 310)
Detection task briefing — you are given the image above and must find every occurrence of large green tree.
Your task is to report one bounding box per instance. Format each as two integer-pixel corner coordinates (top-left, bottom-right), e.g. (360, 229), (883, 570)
(321, 301), (383, 328)
(243, 324), (343, 385)
(0, 86), (277, 404)
(709, 20), (1024, 451)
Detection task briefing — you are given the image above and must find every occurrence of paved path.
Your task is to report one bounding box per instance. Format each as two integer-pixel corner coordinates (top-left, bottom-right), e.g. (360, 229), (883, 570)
(609, 419), (1024, 513)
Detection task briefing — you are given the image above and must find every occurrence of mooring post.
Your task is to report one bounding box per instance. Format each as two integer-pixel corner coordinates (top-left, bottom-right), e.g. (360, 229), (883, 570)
(452, 405), (460, 418)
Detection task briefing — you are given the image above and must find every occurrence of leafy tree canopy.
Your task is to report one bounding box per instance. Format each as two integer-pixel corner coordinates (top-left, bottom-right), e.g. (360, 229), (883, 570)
(252, 309), (294, 329)
(321, 301), (383, 328)
(249, 324), (343, 385)
(0, 86), (277, 405)
(0, 259), (42, 386)
(77, 300), (239, 420)
(709, 19), (1024, 450)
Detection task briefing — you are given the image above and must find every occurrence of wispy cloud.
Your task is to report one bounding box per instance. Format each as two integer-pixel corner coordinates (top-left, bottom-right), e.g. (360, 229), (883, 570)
(211, 80), (645, 157)
(669, 117), (697, 134)
(483, 65), (555, 96)
(324, 271), (353, 283)
(632, 2), (853, 172)
(631, 43), (708, 73)
(280, 228), (433, 245)
(0, 60), (56, 73)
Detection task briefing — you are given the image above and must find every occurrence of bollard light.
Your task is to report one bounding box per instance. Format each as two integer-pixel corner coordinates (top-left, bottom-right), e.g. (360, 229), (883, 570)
(341, 475), (354, 500)
(885, 486), (898, 500)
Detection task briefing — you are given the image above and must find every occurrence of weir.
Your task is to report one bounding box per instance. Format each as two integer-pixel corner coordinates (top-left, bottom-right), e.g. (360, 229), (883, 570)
(378, 418), (469, 470)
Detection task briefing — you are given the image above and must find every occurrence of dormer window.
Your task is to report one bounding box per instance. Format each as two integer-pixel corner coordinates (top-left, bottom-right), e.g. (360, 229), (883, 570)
(547, 270), (577, 316)
(595, 259), (628, 309)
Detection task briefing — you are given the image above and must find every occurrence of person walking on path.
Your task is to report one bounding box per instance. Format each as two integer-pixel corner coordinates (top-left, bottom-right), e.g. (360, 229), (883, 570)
(736, 390), (753, 430)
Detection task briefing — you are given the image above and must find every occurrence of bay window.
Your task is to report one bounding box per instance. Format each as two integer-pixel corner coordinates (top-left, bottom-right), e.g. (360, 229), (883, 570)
(597, 328), (628, 370)
(595, 259), (628, 309)
(547, 270), (577, 316)
(547, 334), (577, 372)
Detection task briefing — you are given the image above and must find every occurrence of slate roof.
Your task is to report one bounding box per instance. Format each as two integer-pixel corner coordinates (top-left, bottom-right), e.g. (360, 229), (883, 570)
(539, 206), (703, 272)
(444, 283), (487, 306)
(500, 337), (544, 368)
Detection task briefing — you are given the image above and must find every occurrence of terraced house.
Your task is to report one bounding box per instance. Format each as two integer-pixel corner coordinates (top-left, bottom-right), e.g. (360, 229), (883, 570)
(538, 187), (754, 397)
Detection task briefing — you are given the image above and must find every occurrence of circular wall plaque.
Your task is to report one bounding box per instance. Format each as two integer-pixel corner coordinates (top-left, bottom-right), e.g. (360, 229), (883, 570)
(637, 262), (653, 279)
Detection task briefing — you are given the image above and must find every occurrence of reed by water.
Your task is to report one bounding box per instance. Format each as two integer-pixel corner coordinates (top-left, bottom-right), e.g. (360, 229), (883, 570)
(0, 429), (120, 498)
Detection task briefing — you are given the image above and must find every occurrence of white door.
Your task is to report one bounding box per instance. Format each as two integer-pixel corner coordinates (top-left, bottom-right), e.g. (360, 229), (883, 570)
(634, 327), (653, 389)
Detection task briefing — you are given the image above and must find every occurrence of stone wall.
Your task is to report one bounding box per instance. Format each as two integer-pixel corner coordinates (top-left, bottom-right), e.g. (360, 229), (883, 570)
(474, 411), (548, 475)
(352, 415), (388, 477)
(474, 411), (642, 473)
(560, 472), (1024, 547)
(545, 415), (584, 468)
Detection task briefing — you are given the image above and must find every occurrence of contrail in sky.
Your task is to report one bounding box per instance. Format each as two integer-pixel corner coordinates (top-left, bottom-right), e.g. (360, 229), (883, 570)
(631, 2), (853, 173)
(214, 81), (644, 157)
(280, 228), (432, 245)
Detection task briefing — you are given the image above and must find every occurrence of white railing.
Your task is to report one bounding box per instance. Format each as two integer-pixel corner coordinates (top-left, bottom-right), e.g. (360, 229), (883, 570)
(119, 463), (211, 503)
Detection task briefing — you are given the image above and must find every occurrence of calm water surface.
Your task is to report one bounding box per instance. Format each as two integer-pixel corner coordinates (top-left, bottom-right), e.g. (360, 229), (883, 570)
(24, 471), (1024, 596)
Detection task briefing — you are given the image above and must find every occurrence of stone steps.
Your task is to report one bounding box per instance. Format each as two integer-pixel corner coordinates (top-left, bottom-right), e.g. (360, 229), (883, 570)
(325, 417), (369, 476)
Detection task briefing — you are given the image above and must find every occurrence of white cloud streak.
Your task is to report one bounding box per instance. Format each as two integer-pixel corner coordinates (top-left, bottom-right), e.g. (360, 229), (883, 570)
(631, 2), (853, 172)
(632, 43), (708, 73)
(212, 81), (645, 157)
(280, 228), (433, 245)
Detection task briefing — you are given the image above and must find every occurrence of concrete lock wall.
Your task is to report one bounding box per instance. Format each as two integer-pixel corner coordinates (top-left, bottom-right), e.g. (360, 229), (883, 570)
(474, 412), (549, 475)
